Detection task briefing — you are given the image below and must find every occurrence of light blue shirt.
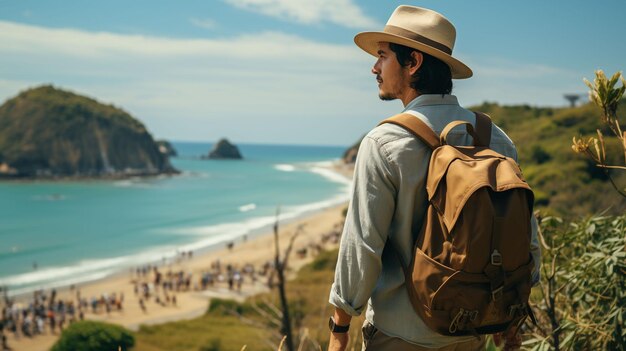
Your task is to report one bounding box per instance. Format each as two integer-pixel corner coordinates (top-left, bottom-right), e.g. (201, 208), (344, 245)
(329, 94), (541, 347)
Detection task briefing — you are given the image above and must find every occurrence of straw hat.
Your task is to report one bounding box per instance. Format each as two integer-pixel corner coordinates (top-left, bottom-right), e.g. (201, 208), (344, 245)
(354, 5), (472, 79)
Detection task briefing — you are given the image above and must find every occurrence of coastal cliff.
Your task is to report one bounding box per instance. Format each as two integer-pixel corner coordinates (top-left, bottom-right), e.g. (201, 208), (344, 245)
(0, 85), (178, 178)
(342, 136), (363, 164)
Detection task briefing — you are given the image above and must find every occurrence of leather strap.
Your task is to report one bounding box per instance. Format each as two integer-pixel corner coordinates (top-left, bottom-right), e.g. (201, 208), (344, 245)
(474, 112), (492, 146)
(381, 112), (492, 149)
(379, 113), (440, 150)
(440, 121), (480, 145)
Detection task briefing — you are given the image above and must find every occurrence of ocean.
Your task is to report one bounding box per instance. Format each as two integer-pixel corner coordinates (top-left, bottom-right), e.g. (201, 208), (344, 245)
(0, 142), (351, 297)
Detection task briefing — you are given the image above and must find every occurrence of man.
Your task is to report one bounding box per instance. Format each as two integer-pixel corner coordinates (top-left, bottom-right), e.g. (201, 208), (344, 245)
(328, 5), (541, 351)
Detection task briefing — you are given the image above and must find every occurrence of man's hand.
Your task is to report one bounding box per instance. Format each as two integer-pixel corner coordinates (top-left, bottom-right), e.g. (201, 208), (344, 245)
(328, 332), (349, 351)
(328, 308), (352, 351)
(493, 326), (522, 351)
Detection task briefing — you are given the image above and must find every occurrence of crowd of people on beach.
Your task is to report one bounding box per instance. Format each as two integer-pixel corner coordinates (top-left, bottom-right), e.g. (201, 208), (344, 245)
(0, 285), (125, 351)
(0, 223), (343, 350)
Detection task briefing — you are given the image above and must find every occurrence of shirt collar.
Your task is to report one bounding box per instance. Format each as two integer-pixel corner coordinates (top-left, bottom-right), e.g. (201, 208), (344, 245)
(403, 94), (459, 112)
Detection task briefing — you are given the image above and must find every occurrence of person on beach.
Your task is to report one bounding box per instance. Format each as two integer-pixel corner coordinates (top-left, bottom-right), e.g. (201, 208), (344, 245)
(328, 5), (541, 351)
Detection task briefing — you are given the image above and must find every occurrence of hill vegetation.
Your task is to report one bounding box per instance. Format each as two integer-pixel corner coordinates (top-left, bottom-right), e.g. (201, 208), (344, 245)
(471, 99), (626, 217)
(0, 85), (178, 178)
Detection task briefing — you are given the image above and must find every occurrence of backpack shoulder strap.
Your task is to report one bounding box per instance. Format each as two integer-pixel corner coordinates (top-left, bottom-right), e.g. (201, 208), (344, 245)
(379, 113), (440, 150)
(473, 111), (492, 147)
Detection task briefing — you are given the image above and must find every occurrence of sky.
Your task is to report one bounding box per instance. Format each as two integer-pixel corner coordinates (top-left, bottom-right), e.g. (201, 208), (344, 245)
(0, 0), (624, 146)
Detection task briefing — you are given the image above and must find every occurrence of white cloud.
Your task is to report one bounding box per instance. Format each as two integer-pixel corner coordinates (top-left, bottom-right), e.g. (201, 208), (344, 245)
(190, 17), (218, 30)
(223, 0), (380, 29)
(0, 21), (358, 60)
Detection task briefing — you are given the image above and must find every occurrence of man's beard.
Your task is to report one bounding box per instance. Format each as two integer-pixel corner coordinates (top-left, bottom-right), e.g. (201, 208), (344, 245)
(379, 92), (396, 101)
(377, 76), (398, 101)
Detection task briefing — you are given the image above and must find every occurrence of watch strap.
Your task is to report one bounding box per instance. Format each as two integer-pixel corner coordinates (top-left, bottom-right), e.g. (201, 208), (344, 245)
(329, 316), (350, 333)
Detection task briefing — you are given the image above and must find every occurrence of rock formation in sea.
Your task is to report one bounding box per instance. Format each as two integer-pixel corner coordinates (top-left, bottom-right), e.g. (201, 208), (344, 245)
(0, 85), (179, 178)
(205, 138), (243, 159)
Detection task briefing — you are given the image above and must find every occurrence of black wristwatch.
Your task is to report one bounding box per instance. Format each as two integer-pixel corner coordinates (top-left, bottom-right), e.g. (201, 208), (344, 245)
(328, 316), (350, 333)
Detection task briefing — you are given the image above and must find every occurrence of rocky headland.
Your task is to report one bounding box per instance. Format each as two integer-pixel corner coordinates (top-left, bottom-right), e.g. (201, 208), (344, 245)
(0, 85), (178, 179)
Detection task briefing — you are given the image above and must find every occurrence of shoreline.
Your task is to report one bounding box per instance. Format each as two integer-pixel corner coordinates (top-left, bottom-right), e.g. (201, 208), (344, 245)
(3, 162), (354, 351)
(1, 160), (352, 299)
(5, 203), (348, 351)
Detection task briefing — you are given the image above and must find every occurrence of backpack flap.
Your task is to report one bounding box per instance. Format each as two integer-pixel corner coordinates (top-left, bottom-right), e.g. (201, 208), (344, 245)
(427, 147), (534, 233)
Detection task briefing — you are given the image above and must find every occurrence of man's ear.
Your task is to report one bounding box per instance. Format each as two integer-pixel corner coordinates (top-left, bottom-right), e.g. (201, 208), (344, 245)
(408, 51), (423, 75)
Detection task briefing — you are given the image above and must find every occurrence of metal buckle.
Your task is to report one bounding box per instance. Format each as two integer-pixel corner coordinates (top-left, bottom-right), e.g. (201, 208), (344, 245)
(468, 310), (479, 322)
(491, 249), (502, 266)
(491, 285), (504, 301)
(508, 303), (527, 318)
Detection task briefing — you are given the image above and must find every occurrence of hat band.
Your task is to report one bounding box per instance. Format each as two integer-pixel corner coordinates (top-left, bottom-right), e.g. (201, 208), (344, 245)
(383, 25), (452, 55)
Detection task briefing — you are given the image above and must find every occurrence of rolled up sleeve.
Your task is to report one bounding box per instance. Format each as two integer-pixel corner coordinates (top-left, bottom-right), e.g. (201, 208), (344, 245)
(329, 135), (397, 316)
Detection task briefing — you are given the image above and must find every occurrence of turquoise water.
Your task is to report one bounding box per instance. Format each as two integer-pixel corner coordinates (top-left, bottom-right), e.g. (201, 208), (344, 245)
(0, 142), (350, 296)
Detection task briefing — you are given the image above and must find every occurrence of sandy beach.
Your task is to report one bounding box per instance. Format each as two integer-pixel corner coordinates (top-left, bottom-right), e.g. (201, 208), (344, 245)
(4, 194), (350, 351)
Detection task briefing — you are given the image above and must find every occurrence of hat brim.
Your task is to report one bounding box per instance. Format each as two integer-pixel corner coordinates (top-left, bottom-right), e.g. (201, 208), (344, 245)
(354, 31), (473, 79)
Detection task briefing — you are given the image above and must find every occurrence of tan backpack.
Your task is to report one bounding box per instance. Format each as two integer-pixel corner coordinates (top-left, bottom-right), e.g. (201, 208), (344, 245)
(380, 112), (536, 336)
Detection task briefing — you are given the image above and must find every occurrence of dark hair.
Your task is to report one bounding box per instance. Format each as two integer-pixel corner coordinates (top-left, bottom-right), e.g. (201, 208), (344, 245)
(388, 43), (453, 95)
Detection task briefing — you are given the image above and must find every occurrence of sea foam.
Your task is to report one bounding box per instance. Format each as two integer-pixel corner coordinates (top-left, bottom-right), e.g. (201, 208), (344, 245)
(274, 164), (296, 172)
(239, 203), (257, 212)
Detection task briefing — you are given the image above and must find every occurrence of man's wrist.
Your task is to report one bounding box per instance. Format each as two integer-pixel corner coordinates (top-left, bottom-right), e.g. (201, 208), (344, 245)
(329, 316), (350, 333)
(333, 308), (352, 326)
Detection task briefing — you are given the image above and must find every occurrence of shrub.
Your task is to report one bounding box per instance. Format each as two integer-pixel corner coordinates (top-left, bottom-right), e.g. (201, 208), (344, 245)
(525, 214), (626, 350)
(530, 145), (552, 164)
(51, 320), (135, 351)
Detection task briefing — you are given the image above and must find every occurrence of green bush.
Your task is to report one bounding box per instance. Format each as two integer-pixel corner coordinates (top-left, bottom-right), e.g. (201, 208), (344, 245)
(206, 297), (255, 316)
(198, 338), (221, 351)
(51, 320), (135, 351)
(525, 214), (626, 350)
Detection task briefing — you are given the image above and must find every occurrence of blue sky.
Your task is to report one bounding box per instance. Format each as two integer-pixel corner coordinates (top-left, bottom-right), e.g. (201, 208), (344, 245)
(0, 0), (624, 146)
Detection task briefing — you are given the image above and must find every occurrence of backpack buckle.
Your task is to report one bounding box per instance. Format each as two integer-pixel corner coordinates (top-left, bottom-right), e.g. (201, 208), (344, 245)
(508, 303), (527, 318)
(491, 250), (502, 266)
(491, 285), (504, 301)
(468, 310), (479, 322)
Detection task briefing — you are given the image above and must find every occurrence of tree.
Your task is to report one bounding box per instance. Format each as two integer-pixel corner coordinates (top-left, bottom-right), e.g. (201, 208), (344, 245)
(272, 208), (306, 351)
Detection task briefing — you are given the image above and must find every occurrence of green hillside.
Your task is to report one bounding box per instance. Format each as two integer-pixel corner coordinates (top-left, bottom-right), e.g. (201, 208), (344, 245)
(0, 85), (178, 178)
(471, 99), (626, 217)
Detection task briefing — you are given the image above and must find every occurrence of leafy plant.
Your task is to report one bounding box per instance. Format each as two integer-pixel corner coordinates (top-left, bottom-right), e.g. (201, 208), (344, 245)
(524, 215), (626, 350)
(572, 70), (626, 196)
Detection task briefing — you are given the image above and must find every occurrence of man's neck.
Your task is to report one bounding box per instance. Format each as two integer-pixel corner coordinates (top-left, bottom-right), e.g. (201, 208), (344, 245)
(400, 89), (420, 107)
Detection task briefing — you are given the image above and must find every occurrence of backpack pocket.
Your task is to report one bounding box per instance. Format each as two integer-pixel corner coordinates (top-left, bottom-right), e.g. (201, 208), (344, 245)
(407, 247), (528, 335)
(407, 248), (458, 313)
